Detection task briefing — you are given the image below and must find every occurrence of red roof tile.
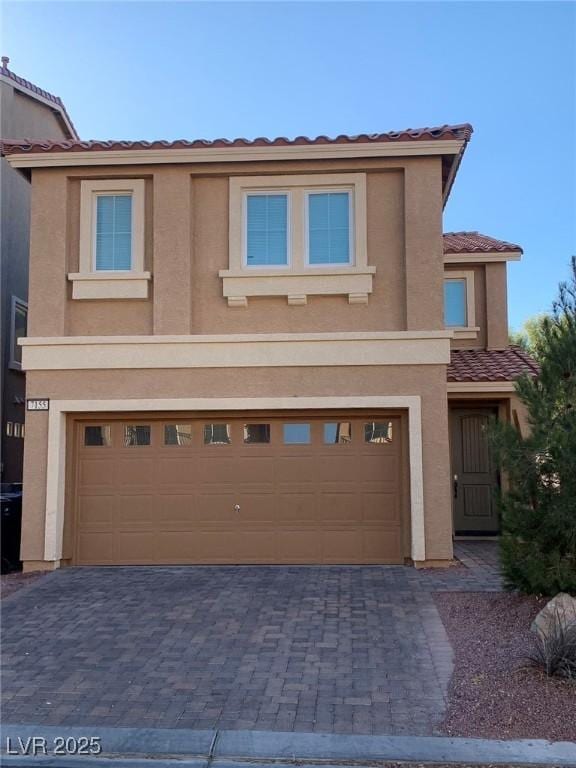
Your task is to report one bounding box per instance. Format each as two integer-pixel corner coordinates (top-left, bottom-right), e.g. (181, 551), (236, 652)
(448, 347), (539, 382)
(0, 63), (78, 140)
(444, 231), (522, 254)
(0, 123), (472, 155)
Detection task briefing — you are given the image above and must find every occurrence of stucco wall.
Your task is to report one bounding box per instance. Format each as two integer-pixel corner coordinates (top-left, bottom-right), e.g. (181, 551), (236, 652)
(446, 261), (509, 351)
(28, 156), (445, 338)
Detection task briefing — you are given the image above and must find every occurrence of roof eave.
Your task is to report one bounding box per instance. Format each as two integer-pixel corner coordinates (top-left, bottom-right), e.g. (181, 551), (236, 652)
(4, 137), (467, 169)
(0, 72), (79, 141)
(444, 250), (522, 263)
(441, 135), (472, 209)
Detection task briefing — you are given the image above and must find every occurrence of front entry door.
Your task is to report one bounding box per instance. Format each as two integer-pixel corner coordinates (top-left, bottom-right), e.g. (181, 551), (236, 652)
(450, 407), (500, 535)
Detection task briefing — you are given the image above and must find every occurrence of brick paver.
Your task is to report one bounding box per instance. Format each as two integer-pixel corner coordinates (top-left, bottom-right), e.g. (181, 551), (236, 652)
(0, 542), (501, 736)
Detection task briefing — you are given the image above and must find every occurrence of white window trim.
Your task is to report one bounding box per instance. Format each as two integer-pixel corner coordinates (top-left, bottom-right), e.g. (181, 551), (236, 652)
(69, 179), (150, 300)
(222, 173), (371, 306)
(9, 295), (27, 371)
(243, 190), (292, 269)
(444, 270), (479, 339)
(304, 189), (354, 268)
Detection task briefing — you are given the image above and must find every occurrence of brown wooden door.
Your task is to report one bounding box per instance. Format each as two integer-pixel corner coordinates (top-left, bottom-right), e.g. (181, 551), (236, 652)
(72, 414), (406, 565)
(450, 407), (499, 535)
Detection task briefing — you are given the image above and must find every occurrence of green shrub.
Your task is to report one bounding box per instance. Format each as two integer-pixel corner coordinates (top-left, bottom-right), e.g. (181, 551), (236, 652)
(490, 257), (576, 595)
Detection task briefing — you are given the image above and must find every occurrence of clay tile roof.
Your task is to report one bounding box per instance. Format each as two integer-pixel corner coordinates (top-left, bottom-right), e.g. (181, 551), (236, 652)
(448, 346), (539, 382)
(443, 231), (522, 254)
(0, 63), (79, 140)
(0, 123), (472, 155)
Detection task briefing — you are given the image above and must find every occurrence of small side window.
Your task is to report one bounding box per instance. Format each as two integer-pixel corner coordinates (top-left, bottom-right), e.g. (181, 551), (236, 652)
(9, 296), (27, 370)
(444, 278), (467, 327)
(84, 426), (112, 447)
(365, 422), (393, 444)
(283, 423), (311, 445)
(324, 422), (352, 444)
(124, 425), (151, 446)
(164, 424), (193, 445)
(204, 424), (232, 445)
(243, 424), (271, 444)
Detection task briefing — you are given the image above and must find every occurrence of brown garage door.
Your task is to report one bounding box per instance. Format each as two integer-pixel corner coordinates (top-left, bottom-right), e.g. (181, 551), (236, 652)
(72, 414), (406, 565)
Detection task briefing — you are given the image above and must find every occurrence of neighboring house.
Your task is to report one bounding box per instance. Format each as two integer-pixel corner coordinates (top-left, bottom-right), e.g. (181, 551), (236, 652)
(0, 58), (78, 486)
(3, 123), (538, 572)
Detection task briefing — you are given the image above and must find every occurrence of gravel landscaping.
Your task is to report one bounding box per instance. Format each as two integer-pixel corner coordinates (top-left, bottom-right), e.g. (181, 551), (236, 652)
(1, 570), (46, 599)
(434, 591), (576, 742)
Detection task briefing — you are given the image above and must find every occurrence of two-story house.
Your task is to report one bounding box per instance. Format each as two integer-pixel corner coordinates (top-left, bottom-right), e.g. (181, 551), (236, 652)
(3, 124), (538, 571)
(1, 58), (78, 486)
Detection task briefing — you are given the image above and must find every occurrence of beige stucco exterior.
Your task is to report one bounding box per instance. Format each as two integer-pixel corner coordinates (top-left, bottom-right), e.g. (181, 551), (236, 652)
(17, 143), (518, 570)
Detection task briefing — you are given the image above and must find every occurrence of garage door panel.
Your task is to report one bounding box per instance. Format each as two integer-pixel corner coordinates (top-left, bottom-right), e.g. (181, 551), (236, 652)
(154, 494), (199, 523)
(362, 492), (400, 522)
(77, 532), (117, 564)
(156, 458), (200, 487)
(276, 456), (320, 483)
(276, 530), (322, 563)
(359, 454), (400, 483)
(77, 495), (115, 525)
(196, 493), (237, 521)
(197, 456), (238, 484)
(277, 491), (318, 523)
(74, 413), (406, 565)
(321, 529), (364, 563)
(117, 531), (158, 563)
(363, 528), (403, 562)
(236, 494), (276, 523)
(319, 492), (362, 522)
(115, 458), (157, 488)
(115, 494), (155, 526)
(78, 458), (117, 489)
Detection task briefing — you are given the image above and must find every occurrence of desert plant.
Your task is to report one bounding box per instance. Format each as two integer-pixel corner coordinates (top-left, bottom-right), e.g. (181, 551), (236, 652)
(528, 611), (576, 681)
(490, 257), (576, 595)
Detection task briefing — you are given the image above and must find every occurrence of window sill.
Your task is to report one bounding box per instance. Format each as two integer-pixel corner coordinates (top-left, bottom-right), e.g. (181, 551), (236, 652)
(450, 326), (480, 339)
(68, 272), (151, 300)
(218, 267), (376, 307)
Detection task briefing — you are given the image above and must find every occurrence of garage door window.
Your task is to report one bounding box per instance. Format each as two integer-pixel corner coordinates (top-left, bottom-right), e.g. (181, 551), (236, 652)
(84, 425), (112, 447)
(164, 424), (193, 446)
(243, 424), (271, 444)
(364, 421), (393, 444)
(324, 422), (352, 444)
(124, 425), (151, 446)
(204, 424), (232, 445)
(283, 423), (311, 444)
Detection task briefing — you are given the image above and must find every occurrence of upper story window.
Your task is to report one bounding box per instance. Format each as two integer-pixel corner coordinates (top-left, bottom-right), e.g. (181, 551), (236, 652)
(444, 270), (479, 339)
(222, 173), (373, 306)
(307, 192), (351, 266)
(95, 194), (133, 271)
(444, 278), (467, 327)
(69, 179), (150, 300)
(246, 193), (289, 266)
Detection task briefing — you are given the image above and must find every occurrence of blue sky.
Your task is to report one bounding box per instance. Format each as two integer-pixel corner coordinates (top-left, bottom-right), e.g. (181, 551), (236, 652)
(2, 1), (575, 329)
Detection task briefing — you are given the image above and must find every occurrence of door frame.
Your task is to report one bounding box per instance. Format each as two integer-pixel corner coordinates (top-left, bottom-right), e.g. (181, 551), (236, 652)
(449, 402), (501, 537)
(46, 396), (427, 564)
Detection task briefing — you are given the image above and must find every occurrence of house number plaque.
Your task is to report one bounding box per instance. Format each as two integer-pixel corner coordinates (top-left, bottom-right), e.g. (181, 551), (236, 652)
(27, 399), (50, 411)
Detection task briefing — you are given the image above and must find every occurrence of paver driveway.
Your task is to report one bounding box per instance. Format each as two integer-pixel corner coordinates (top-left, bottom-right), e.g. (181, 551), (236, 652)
(1, 565), (459, 736)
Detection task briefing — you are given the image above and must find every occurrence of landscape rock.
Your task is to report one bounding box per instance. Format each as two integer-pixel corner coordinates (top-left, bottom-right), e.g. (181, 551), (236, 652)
(531, 592), (576, 638)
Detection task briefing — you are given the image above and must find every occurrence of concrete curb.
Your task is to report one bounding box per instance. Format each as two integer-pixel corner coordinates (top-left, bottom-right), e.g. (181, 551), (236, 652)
(1, 725), (575, 766)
